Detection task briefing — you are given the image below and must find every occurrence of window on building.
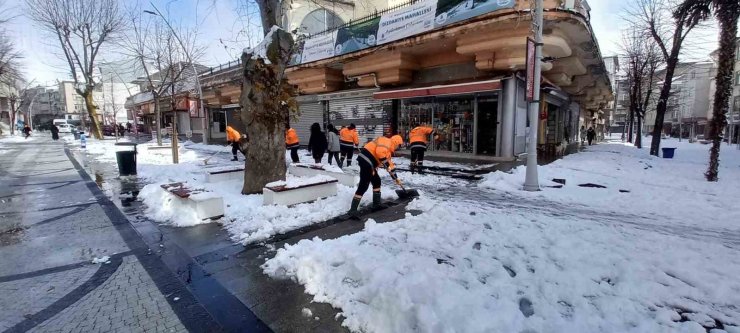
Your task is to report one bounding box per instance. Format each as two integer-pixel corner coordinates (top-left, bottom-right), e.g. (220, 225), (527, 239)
(299, 9), (344, 35)
(735, 71), (740, 86)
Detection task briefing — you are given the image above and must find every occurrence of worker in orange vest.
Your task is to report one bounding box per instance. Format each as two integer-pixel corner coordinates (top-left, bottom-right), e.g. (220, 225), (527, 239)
(408, 124), (435, 174)
(285, 124), (300, 163)
(226, 126), (243, 161)
(349, 134), (404, 216)
(338, 123), (359, 168)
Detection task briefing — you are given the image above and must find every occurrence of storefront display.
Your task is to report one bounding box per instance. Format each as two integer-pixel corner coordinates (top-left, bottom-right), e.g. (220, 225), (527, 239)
(398, 96), (477, 154)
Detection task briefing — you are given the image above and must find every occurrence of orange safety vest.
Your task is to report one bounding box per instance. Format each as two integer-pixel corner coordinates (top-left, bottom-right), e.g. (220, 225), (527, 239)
(360, 136), (397, 170)
(226, 126), (241, 142)
(409, 126), (434, 149)
(339, 128), (359, 147)
(285, 128), (299, 148)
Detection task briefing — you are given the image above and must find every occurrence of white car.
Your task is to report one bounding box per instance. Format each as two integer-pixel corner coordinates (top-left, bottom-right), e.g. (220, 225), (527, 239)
(57, 124), (72, 133)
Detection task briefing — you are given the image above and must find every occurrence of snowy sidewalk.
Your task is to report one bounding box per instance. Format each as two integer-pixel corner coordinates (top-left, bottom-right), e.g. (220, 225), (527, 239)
(263, 140), (740, 333)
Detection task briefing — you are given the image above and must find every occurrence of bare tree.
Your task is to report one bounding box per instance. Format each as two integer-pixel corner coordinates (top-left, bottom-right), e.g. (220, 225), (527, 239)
(238, 0), (299, 194)
(25, 0), (125, 140)
(677, 0), (739, 181)
(621, 30), (662, 148)
(626, 0), (704, 156)
(120, 6), (204, 148)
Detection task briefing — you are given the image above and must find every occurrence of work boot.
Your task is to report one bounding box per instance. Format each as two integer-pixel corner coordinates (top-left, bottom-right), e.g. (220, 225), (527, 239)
(348, 196), (362, 218)
(339, 157), (345, 168)
(372, 191), (388, 211)
(410, 162), (416, 174)
(231, 156), (238, 161)
(418, 162), (425, 175)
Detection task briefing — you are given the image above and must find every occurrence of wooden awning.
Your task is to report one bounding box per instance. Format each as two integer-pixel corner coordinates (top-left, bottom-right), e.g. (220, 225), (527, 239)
(373, 79), (502, 100)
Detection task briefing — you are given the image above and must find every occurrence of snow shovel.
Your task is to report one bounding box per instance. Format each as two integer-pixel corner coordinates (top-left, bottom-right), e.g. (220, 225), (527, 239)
(203, 148), (226, 165)
(395, 181), (419, 199)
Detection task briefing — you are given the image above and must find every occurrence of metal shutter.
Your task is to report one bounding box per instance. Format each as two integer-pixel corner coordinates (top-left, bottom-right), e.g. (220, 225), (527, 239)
(324, 89), (390, 145)
(295, 100), (324, 145)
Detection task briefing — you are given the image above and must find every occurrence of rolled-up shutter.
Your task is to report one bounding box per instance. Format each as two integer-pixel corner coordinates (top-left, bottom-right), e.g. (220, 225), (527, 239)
(324, 89), (390, 145)
(294, 100), (324, 145)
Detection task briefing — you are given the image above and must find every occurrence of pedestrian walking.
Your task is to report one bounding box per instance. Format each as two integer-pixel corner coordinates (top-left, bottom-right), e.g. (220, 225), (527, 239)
(285, 125), (300, 163)
(587, 126), (596, 146)
(326, 124), (341, 165)
(338, 123), (359, 168)
(50, 124), (60, 141)
(308, 123), (327, 164)
(118, 123), (125, 136)
(580, 125), (586, 144)
(348, 134), (404, 216)
(226, 125), (244, 161)
(126, 122), (132, 133)
(408, 123), (434, 174)
(22, 124), (31, 139)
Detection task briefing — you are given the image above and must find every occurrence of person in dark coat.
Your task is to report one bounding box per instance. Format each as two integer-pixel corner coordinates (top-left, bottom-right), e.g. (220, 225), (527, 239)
(307, 122), (327, 164)
(586, 127), (596, 146)
(50, 124), (60, 141)
(22, 124), (31, 139)
(118, 123), (125, 136)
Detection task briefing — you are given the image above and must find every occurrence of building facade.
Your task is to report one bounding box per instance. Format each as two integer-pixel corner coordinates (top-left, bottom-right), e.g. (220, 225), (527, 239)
(283, 0), (611, 161)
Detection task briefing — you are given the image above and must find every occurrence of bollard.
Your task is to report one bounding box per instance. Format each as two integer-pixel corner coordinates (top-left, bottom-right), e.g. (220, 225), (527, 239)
(80, 132), (87, 148)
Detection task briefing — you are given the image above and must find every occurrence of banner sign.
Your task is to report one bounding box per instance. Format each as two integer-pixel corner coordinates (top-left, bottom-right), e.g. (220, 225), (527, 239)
(377, 0), (436, 44)
(292, 0), (515, 65)
(189, 100), (198, 117)
(525, 37), (536, 102)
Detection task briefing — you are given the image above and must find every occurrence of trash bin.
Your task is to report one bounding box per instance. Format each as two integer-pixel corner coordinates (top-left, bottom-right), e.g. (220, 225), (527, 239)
(661, 147), (676, 159)
(73, 131), (80, 140)
(115, 142), (138, 176)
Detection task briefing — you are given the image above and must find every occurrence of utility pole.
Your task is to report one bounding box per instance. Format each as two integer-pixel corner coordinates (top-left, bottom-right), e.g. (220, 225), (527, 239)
(524, 0), (542, 191)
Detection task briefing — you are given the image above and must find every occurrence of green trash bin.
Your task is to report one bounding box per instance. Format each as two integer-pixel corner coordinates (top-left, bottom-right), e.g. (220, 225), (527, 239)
(115, 142), (138, 176)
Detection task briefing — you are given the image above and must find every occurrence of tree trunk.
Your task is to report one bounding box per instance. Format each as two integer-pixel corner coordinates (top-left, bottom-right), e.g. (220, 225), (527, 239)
(628, 107), (635, 143)
(9, 99), (16, 135)
(636, 115), (643, 148)
(650, 57), (679, 156)
(705, 3), (739, 181)
(154, 92), (162, 146)
(240, 29), (297, 194)
(83, 91), (103, 139)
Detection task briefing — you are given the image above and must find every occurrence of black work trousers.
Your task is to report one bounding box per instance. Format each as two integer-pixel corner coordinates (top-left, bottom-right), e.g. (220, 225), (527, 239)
(231, 141), (240, 157)
(355, 155), (381, 197)
(410, 147), (426, 164)
(289, 148), (299, 163)
(340, 146), (354, 165)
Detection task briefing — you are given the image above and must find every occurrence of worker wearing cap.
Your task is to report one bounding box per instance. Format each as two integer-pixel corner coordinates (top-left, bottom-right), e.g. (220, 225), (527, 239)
(285, 124), (300, 163)
(338, 123), (359, 168)
(408, 124), (435, 174)
(348, 134), (404, 216)
(226, 126), (243, 161)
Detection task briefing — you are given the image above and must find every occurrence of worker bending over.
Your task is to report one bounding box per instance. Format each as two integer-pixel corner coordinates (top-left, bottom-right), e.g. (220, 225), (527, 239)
(348, 134), (404, 216)
(408, 124), (434, 174)
(226, 126), (243, 161)
(338, 124), (359, 168)
(285, 125), (300, 163)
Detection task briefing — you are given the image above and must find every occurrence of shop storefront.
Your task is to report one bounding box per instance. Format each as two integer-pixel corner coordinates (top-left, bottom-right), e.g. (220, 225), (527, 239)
(208, 104), (241, 142)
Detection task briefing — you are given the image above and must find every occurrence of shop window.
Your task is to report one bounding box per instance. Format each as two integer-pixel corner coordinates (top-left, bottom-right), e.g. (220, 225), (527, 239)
(398, 96), (478, 154)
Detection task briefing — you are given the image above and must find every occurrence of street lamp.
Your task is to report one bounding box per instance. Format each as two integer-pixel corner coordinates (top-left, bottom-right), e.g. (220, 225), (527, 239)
(144, 5), (208, 146)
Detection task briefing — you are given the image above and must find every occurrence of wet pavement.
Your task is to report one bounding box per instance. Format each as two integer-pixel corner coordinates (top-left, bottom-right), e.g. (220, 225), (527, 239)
(64, 137), (423, 332)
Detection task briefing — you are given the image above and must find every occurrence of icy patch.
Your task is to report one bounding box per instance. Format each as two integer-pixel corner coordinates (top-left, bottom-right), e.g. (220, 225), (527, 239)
(91, 256), (111, 264)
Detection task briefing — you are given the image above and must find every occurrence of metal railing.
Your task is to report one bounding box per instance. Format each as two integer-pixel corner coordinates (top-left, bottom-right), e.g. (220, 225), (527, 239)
(301, 0), (420, 40)
(203, 58), (242, 76)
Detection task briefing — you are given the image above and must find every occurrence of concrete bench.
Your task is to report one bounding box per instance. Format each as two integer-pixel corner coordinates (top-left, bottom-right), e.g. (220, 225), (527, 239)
(288, 164), (356, 187)
(263, 177), (338, 206)
(204, 166), (244, 183)
(160, 182), (225, 220)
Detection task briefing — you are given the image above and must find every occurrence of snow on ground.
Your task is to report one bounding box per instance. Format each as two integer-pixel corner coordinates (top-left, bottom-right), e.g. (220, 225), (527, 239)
(479, 138), (740, 231)
(263, 140), (740, 333)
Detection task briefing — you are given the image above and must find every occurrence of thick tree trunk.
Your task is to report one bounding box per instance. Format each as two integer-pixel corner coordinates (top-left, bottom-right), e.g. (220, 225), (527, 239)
(628, 107), (635, 143)
(83, 91), (103, 139)
(705, 5), (739, 181)
(240, 29), (296, 194)
(9, 100), (16, 135)
(650, 57), (679, 156)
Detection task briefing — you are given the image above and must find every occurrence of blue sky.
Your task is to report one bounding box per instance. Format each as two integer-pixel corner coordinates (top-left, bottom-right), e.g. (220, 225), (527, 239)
(5, 0), (718, 85)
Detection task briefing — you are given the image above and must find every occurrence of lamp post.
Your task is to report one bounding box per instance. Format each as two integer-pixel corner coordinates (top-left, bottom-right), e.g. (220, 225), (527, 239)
(144, 5), (208, 145)
(523, 0), (543, 191)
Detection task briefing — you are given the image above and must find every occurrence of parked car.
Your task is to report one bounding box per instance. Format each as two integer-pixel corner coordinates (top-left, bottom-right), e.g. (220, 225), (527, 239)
(102, 125), (116, 136)
(57, 123), (73, 133)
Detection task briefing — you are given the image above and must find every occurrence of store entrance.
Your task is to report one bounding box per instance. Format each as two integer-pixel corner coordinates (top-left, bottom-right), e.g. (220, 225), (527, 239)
(476, 99), (498, 155)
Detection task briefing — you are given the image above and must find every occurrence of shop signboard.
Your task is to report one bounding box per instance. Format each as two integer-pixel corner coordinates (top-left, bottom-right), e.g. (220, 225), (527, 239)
(293, 0), (515, 65)
(300, 30), (338, 63)
(376, 0), (436, 44)
(525, 37), (536, 102)
(188, 100), (199, 117)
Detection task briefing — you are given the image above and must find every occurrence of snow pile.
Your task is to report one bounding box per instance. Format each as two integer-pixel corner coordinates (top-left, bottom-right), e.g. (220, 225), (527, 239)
(138, 184), (205, 227)
(263, 196), (740, 333)
(91, 256), (111, 264)
(244, 25), (282, 62)
(479, 139), (740, 230)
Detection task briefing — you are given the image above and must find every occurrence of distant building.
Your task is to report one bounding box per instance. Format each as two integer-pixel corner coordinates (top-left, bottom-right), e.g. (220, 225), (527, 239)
(18, 86), (64, 128)
(59, 81), (88, 123)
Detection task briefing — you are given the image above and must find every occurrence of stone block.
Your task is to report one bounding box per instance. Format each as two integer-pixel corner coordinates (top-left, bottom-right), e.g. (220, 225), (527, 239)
(263, 179), (338, 206)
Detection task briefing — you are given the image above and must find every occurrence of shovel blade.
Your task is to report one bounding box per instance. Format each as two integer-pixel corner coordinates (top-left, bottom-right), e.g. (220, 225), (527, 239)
(396, 188), (420, 199)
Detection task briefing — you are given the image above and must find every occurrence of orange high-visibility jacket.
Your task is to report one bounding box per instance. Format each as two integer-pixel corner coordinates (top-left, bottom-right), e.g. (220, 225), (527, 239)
(409, 126), (434, 148)
(285, 128), (299, 148)
(226, 126), (241, 142)
(339, 128), (360, 148)
(361, 136), (399, 170)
